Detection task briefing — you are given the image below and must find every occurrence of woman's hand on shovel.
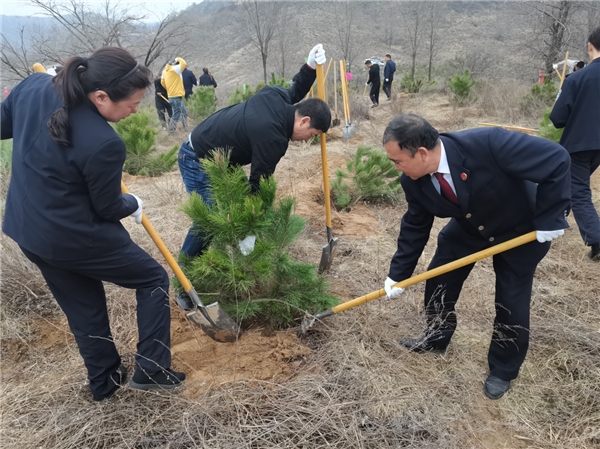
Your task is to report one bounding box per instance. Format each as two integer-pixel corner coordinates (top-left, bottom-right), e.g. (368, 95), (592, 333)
(384, 277), (405, 299)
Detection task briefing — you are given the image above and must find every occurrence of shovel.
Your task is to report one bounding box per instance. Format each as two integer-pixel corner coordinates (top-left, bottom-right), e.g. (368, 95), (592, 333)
(300, 231), (537, 334)
(340, 60), (352, 142)
(121, 180), (241, 343)
(316, 53), (339, 273)
(342, 60), (356, 138)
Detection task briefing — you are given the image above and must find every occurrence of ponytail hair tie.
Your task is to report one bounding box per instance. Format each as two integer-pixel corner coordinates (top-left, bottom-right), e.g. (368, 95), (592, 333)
(80, 57), (89, 67)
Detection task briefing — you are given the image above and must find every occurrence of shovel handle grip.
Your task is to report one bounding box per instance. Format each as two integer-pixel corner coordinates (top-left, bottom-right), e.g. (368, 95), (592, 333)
(331, 231), (538, 314)
(316, 57), (333, 229)
(121, 180), (192, 293)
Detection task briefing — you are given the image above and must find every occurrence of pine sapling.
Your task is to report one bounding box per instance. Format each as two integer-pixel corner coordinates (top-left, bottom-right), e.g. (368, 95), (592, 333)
(178, 150), (338, 327)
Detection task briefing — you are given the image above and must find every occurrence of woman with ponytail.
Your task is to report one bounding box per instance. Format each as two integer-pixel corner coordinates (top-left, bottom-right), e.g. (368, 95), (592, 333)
(1, 47), (185, 402)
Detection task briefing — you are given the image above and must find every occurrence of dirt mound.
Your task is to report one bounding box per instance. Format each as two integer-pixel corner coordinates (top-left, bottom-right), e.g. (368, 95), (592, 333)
(170, 313), (310, 397)
(277, 155), (380, 238)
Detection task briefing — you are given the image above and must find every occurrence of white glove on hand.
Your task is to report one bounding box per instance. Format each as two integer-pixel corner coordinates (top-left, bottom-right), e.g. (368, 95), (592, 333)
(238, 235), (257, 256)
(307, 44), (325, 69)
(385, 78), (389, 82)
(384, 277), (405, 299)
(536, 229), (564, 243)
(128, 194), (143, 224)
(552, 64), (558, 70)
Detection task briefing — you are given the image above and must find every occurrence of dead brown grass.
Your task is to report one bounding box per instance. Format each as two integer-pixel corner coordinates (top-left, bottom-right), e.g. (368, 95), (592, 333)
(1, 91), (599, 449)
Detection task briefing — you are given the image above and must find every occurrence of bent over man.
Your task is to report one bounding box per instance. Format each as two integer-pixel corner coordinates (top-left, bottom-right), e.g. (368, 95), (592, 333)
(382, 114), (570, 399)
(176, 44), (331, 308)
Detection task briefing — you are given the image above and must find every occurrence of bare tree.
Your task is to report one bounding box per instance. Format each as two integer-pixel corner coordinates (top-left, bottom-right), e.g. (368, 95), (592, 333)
(425, 3), (444, 82)
(400, 2), (426, 81)
(242, 0), (282, 83)
(272, 6), (295, 80)
(333, 0), (360, 73)
(1, 26), (38, 81)
(520, 1), (579, 74)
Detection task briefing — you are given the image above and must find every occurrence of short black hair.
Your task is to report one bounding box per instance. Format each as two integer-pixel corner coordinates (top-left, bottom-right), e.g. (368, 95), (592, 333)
(203, 67), (209, 74)
(365, 60), (371, 65)
(295, 98), (331, 133)
(590, 26), (600, 51)
(385, 54), (391, 58)
(382, 114), (439, 156)
(575, 61), (585, 69)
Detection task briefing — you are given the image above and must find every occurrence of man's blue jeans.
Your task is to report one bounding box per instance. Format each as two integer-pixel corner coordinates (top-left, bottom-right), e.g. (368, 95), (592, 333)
(178, 142), (213, 259)
(168, 97), (188, 132)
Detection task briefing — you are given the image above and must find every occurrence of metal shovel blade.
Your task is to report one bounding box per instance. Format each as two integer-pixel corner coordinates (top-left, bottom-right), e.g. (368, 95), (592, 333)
(349, 123), (356, 137)
(187, 302), (240, 343)
(343, 127), (350, 141)
(318, 227), (339, 273)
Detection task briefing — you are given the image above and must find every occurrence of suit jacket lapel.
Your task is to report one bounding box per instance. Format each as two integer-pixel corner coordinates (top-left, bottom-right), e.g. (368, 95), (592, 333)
(420, 176), (459, 213)
(442, 136), (471, 212)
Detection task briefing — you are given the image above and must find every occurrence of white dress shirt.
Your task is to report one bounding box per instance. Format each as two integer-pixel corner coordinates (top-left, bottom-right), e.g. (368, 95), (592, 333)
(430, 140), (457, 195)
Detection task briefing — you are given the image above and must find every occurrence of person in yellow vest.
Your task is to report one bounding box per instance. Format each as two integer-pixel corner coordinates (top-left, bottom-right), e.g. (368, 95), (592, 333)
(161, 57), (188, 134)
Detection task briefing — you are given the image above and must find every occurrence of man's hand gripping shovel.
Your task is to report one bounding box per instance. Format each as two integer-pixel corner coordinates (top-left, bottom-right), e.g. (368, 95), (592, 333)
(315, 50), (339, 273)
(121, 180), (240, 343)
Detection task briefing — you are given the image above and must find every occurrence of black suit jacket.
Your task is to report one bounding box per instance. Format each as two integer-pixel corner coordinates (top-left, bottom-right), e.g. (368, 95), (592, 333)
(389, 128), (571, 281)
(367, 64), (380, 85)
(1, 73), (138, 260)
(550, 57), (600, 154)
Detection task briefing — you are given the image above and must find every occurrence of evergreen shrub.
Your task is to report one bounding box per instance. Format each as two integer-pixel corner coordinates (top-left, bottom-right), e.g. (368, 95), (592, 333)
(449, 69), (476, 104)
(114, 111), (178, 176)
(331, 146), (402, 211)
(400, 74), (424, 93)
(228, 81), (266, 106)
(269, 72), (291, 87)
(179, 150), (338, 327)
(522, 78), (559, 109)
(539, 108), (563, 143)
(186, 87), (216, 121)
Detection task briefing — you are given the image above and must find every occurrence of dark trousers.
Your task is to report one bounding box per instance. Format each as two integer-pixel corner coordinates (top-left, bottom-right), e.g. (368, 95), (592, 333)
(20, 240), (172, 396)
(383, 79), (393, 98)
(570, 150), (600, 246)
(422, 222), (550, 381)
(178, 142), (214, 260)
(156, 101), (172, 126)
(370, 82), (380, 105)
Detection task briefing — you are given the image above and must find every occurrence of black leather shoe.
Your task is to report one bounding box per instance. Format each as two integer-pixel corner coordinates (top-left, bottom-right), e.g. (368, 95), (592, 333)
(93, 364), (127, 403)
(484, 375), (510, 400)
(398, 336), (445, 354)
(588, 243), (600, 261)
(130, 367), (186, 390)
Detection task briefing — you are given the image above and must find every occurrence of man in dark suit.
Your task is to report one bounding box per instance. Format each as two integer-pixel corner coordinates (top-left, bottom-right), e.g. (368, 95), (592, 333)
(550, 26), (600, 261)
(365, 60), (380, 107)
(383, 54), (396, 100)
(382, 114), (570, 399)
(198, 68), (217, 88)
(182, 67), (197, 100)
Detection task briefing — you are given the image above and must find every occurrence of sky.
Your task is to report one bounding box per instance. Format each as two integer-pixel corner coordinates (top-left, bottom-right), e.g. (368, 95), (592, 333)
(0, 1), (195, 21)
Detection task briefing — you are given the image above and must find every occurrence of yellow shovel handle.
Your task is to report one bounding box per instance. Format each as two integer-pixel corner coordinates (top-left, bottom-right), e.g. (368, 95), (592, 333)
(331, 231), (538, 314)
(316, 57), (332, 229)
(121, 180), (192, 292)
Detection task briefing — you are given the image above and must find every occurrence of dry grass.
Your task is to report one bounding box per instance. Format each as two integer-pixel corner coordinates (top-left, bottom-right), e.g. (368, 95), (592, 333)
(2, 90), (599, 449)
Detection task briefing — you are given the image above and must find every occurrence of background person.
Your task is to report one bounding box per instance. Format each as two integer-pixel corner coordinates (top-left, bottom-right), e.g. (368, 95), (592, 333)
(383, 53), (396, 100)
(382, 114), (570, 400)
(162, 57), (188, 134)
(182, 66), (197, 101)
(198, 67), (217, 88)
(154, 77), (172, 131)
(0, 47), (185, 403)
(550, 26), (600, 261)
(365, 60), (380, 107)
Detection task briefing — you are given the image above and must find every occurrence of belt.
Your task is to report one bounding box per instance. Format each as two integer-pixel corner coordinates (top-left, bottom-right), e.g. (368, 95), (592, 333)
(185, 134), (194, 151)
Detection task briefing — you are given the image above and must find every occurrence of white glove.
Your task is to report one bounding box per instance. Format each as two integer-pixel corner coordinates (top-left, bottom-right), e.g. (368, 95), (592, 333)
(307, 44), (325, 69)
(536, 229), (564, 243)
(384, 277), (405, 299)
(128, 194), (143, 224)
(385, 78), (389, 82)
(552, 64), (558, 70)
(238, 235), (257, 256)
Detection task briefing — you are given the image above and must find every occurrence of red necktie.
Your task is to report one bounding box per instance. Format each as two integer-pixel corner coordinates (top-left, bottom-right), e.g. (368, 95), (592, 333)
(434, 172), (459, 206)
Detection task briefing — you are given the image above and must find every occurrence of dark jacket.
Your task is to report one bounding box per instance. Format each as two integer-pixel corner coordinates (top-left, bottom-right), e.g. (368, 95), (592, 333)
(550, 57), (600, 154)
(189, 63), (315, 192)
(182, 68), (197, 96)
(155, 78), (170, 106)
(1, 73), (138, 260)
(367, 64), (380, 85)
(389, 128), (571, 281)
(198, 73), (217, 88)
(384, 60), (396, 81)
